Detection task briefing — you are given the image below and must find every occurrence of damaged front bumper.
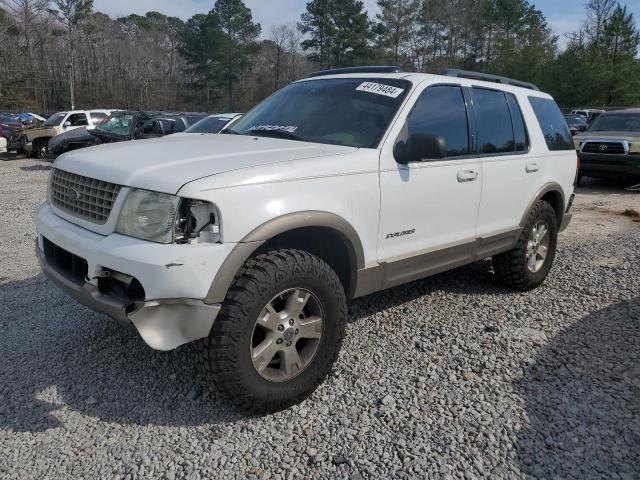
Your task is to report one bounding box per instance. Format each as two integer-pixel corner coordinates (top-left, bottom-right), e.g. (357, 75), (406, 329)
(35, 203), (232, 351)
(35, 244), (221, 350)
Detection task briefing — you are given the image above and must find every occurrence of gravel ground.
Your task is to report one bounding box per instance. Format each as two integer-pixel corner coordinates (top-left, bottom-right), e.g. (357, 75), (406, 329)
(1, 158), (639, 479)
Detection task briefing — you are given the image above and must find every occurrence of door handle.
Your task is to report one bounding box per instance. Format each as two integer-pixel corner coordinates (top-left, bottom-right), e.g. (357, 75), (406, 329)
(526, 162), (539, 173)
(457, 170), (479, 183)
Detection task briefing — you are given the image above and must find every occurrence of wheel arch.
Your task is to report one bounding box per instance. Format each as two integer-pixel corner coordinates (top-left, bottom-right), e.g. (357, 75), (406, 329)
(520, 182), (565, 228)
(205, 211), (365, 304)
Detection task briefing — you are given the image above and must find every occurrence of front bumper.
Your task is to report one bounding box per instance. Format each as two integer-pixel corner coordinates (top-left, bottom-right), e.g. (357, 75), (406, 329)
(35, 203), (235, 350)
(578, 152), (640, 177)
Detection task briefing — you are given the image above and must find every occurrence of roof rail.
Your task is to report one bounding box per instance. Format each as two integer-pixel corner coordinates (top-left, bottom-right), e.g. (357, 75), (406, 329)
(442, 69), (540, 91)
(308, 66), (404, 78)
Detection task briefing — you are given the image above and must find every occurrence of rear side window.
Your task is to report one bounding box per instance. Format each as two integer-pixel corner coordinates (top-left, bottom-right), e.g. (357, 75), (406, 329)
(473, 88), (514, 154)
(67, 113), (88, 126)
(506, 93), (528, 151)
(407, 85), (470, 157)
(528, 97), (574, 151)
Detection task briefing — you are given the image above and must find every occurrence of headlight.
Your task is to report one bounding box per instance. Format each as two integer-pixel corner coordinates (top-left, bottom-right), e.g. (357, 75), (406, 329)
(116, 189), (180, 243)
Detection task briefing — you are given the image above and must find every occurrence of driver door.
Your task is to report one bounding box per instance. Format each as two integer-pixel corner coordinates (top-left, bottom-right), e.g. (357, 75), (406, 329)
(378, 84), (482, 287)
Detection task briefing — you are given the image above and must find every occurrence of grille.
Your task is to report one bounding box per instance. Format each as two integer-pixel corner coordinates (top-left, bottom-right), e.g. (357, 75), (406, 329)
(51, 169), (121, 224)
(581, 141), (626, 155)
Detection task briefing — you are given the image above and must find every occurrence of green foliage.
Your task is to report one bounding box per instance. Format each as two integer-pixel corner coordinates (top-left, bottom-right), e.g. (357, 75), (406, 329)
(545, 2), (640, 107)
(298, 0), (372, 68)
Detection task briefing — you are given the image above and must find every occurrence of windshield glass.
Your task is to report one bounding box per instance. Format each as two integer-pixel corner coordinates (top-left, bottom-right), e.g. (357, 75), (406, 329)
(43, 113), (66, 127)
(185, 116), (233, 134)
(96, 112), (135, 136)
(588, 114), (640, 132)
(229, 78), (411, 148)
(564, 115), (586, 125)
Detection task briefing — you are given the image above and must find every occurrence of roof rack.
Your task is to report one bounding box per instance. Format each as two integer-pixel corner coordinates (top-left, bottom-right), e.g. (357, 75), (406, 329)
(442, 69), (540, 91)
(308, 66), (404, 78)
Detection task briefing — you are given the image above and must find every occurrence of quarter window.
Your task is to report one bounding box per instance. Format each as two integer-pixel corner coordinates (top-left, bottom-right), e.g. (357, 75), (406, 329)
(473, 88), (514, 154)
(407, 85), (470, 157)
(528, 97), (574, 151)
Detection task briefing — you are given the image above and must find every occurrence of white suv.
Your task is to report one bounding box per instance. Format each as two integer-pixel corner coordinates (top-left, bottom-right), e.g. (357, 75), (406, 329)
(35, 67), (577, 412)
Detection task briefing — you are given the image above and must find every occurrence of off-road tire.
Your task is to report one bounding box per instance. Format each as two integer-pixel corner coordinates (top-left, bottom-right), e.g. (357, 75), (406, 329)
(492, 200), (558, 291)
(197, 248), (347, 413)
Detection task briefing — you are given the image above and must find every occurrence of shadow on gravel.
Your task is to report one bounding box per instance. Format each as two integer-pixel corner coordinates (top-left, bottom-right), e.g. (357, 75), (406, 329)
(0, 275), (244, 433)
(515, 297), (640, 478)
(19, 163), (51, 172)
(0, 260), (511, 432)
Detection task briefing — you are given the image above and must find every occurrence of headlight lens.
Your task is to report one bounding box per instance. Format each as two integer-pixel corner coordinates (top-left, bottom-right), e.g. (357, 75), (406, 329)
(116, 189), (180, 243)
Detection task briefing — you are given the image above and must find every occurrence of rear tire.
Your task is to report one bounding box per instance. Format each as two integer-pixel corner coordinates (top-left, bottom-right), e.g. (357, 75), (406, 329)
(493, 200), (558, 291)
(197, 248), (347, 413)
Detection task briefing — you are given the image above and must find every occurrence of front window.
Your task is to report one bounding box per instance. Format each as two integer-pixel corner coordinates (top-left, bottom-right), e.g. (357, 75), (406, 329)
(228, 78), (411, 148)
(96, 112), (135, 136)
(43, 113), (66, 127)
(588, 114), (640, 132)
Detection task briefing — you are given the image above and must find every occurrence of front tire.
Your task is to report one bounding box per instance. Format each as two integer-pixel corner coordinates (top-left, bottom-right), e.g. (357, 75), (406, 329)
(493, 200), (558, 291)
(197, 248), (347, 413)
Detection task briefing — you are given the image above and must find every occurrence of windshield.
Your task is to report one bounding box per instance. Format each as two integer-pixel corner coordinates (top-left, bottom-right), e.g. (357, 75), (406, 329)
(228, 78), (411, 148)
(564, 115), (586, 125)
(43, 113), (66, 127)
(588, 114), (640, 132)
(96, 112), (135, 136)
(185, 116), (233, 134)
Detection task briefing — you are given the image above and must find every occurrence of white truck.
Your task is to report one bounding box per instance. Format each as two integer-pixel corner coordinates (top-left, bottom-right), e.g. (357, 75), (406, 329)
(35, 67), (577, 412)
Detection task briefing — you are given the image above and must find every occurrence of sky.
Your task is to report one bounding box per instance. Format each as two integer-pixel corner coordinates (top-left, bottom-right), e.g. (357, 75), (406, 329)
(93, 0), (640, 48)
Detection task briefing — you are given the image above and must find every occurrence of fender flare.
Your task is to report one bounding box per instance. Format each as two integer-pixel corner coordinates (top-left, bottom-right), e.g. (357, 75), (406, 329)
(204, 211), (365, 304)
(519, 182), (566, 227)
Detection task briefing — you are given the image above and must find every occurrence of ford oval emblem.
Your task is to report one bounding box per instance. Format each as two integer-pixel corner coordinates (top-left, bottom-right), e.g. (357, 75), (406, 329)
(68, 188), (80, 200)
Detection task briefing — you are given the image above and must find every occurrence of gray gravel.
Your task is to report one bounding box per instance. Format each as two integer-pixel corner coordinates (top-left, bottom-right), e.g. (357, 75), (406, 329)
(1, 158), (639, 479)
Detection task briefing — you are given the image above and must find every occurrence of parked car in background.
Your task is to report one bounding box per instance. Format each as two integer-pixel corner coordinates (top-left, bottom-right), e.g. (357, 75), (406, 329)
(48, 110), (152, 159)
(564, 115), (588, 135)
(137, 112), (209, 138)
(17, 112), (46, 125)
(184, 113), (242, 134)
(570, 108), (605, 124)
(573, 108), (640, 183)
(15, 109), (112, 158)
(46, 111), (210, 159)
(0, 114), (23, 141)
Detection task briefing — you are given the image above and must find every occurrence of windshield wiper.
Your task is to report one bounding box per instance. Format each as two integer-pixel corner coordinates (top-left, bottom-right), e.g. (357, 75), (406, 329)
(247, 129), (304, 142)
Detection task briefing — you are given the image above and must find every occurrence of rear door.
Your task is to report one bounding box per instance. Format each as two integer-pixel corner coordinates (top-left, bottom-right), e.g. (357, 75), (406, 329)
(378, 84), (482, 283)
(472, 87), (537, 237)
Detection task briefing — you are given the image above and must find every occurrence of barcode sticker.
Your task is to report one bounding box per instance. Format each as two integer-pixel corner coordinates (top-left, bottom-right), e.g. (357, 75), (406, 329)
(356, 82), (405, 98)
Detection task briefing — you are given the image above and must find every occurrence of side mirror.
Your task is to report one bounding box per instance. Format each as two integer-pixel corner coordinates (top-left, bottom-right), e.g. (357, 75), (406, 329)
(394, 132), (446, 164)
(63, 121), (72, 128)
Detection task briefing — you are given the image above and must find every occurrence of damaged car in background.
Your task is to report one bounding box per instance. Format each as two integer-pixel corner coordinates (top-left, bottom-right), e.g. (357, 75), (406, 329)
(12, 109), (112, 158)
(46, 111), (213, 159)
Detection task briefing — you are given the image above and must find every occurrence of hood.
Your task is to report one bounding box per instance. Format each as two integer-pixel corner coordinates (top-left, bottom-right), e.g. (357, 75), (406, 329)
(575, 131), (640, 141)
(54, 134), (357, 194)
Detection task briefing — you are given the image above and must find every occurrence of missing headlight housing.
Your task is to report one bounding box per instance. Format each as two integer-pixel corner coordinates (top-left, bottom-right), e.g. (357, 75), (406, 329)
(174, 199), (220, 244)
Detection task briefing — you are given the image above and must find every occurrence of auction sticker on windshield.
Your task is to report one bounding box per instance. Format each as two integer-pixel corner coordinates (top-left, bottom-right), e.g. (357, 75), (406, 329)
(356, 82), (405, 98)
